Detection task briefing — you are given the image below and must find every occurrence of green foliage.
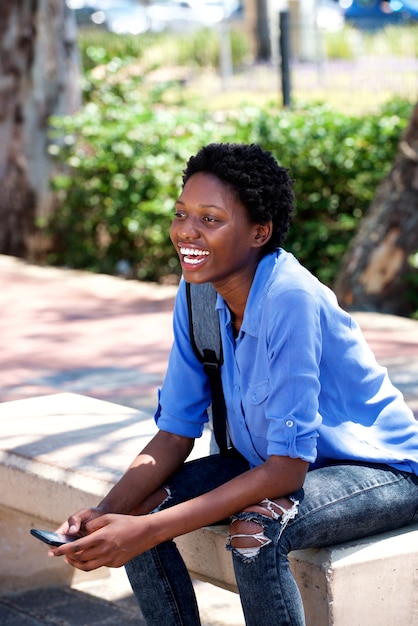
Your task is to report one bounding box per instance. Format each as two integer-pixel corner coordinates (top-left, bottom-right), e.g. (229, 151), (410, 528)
(220, 98), (412, 284)
(361, 24), (418, 57)
(47, 58), (237, 280)
(322, 23), (418, 59)
(323, 26), (357, 60)
(45, 31), (413, 285)
(138, 27), (250, 69)
(78, 28), (153, 71)
(77, 26), (250, 75)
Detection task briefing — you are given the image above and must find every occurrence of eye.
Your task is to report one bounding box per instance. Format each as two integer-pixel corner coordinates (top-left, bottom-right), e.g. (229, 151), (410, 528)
(174, 209), (186, 219)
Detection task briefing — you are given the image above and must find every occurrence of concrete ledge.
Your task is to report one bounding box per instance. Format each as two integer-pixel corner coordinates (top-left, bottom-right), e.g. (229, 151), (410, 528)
(0, 392), (210, 591)
(1, 393), (417, 625)
(0, 393), (155, 519)
(0, 393), (156, 591)
(176, 523), (418, 626)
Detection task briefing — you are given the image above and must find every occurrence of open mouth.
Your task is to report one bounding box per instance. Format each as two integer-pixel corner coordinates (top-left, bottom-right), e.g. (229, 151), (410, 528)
(180, 247), (210, 266)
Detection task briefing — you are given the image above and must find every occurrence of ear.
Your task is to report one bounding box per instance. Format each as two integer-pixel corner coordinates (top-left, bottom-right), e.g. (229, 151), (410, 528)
(253, 221), (273, 248)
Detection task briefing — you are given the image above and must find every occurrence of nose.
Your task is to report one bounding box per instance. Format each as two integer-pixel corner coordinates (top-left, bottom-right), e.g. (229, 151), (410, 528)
(176, 216), (200, 241)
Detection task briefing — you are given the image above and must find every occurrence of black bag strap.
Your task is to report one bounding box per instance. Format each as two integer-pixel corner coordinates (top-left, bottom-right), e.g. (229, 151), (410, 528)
(186, 281), (230, 455)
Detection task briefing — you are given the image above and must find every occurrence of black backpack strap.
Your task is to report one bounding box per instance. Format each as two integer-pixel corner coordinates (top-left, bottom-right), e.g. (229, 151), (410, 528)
(186, 282), (229, 455)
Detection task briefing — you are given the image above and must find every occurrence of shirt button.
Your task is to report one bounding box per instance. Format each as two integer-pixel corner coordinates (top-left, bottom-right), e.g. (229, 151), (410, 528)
(234, 385), (240, 392)
(251, 393), (257, 403)
(285, 420), (294, 428)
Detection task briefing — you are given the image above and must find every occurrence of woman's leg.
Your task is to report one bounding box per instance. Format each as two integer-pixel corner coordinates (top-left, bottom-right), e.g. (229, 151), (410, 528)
(230, 463), (418, 626)
(125, 452), (250, 626)
(125, 540), (201, 626)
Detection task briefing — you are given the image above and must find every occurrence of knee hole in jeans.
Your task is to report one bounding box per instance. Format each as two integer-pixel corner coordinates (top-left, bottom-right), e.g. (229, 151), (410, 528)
(228, 497), (298, 561)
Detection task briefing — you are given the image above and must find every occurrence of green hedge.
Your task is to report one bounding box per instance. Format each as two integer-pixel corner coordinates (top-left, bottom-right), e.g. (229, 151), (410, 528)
(243, 99), (411, 283)
(46, 52), (412, 285)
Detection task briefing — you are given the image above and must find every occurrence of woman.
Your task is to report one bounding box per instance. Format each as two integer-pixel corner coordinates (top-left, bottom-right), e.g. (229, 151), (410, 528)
(51, 143), (418, 626)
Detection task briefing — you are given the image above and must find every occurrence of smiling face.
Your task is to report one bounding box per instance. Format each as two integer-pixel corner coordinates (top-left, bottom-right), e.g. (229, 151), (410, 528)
(170, 172), (271, 294)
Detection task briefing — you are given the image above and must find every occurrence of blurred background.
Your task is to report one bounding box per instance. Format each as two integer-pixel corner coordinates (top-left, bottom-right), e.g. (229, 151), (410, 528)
(1, 0), (418, 316)
(65, 0), (418, 107)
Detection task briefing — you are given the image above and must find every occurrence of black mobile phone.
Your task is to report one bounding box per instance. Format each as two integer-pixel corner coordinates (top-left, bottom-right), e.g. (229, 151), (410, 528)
(30, 529), (80, 547)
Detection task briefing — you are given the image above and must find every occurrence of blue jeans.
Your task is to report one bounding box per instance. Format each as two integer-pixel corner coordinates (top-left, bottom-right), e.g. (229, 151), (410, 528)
(125, 455), (418, 626)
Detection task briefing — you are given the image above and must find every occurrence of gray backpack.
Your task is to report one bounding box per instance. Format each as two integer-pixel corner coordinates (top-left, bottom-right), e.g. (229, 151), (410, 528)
(185, 281), (230, 455)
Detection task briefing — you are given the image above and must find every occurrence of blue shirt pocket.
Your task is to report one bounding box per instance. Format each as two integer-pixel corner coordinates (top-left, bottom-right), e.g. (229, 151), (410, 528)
(245, 380), (271, 438)
(247, 379), (270, 406)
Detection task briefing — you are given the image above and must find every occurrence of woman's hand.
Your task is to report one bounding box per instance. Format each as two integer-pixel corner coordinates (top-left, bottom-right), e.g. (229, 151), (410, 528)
(50, 513), (155, 571)
(56, 507), (105, 536)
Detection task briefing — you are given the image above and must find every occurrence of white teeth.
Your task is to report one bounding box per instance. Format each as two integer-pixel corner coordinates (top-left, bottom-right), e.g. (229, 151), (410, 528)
(179, 247), (210, 266)
(183, 256), (206, 265)
(180, 247), (210, 257)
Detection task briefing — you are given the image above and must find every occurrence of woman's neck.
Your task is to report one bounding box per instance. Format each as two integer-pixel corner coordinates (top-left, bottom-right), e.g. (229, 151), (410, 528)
(230, 310), (243, 336)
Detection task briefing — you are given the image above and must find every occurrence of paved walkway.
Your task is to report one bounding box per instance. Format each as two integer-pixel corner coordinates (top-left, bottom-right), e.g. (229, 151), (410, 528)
(1, 253), (418, 625)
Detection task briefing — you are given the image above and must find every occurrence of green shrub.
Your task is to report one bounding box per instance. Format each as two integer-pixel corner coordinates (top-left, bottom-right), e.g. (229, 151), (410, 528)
(78, 28), (153, 71)
(47, 58), (237, 280)
(225, 98), (412, 284)
(46, 44), (412, 285)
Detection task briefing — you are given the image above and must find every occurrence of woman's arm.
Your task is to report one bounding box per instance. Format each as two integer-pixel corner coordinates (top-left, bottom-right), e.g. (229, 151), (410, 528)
(150, 453), (308, 541)
(55, 429), (194, 536)
(98, 429), (195, 516)
(51, 453), (308, 570)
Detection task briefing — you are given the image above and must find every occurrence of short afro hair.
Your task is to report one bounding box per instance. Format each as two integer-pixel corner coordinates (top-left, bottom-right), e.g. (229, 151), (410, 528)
(182, 143), (294, 253)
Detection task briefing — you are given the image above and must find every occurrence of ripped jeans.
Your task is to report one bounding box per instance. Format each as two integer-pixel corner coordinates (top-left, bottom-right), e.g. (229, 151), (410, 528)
(125, 454), (418, 626)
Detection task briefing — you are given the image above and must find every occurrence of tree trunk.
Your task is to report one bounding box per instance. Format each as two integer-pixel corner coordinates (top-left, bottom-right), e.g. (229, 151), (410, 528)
(334, 103), (418, 317)
(0, 0), (79, 259)
(254, 0), (271, 61)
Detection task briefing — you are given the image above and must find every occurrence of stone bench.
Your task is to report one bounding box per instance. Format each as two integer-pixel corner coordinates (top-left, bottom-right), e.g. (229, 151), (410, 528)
(1, 392), (417, 625)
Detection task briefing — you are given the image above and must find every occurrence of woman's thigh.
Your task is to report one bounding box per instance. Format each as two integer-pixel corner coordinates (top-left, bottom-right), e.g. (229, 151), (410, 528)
(284, 463), (418, 551)
(160, 451), (250, 512)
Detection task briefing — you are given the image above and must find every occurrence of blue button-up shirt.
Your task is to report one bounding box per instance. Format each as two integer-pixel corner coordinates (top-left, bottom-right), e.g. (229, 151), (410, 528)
(155, 250), (418, 475)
